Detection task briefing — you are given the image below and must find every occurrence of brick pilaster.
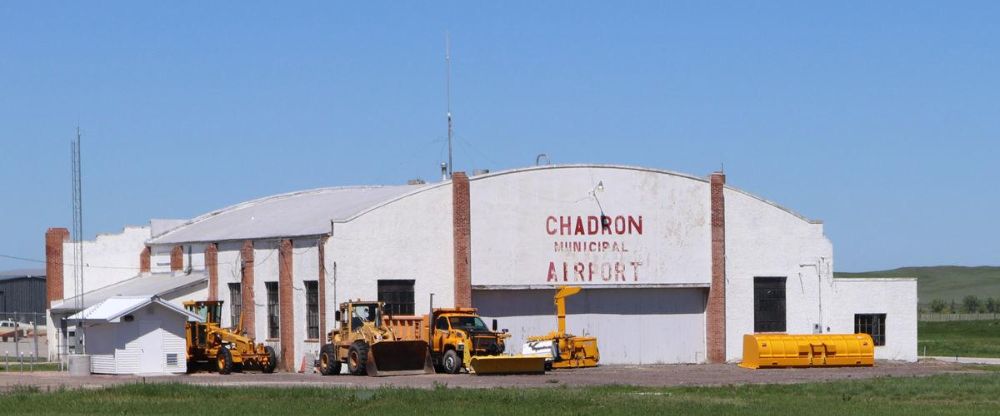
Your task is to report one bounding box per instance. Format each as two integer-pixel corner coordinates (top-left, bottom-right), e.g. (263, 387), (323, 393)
(707, 172), (727, 363)
(278, 239), (295, 372)
(205, 243), (218, 301)
(45, 228), (70, 307)
(240, 241), (256, 338)
(170, 245), (183, 271)
(139, 246), (151, 273)
(452, 172), (472, 308)
(318, 236), (328, 345)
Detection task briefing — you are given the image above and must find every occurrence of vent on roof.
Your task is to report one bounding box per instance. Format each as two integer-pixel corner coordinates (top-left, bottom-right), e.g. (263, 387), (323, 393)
(407, 179), (426, 185)
(473, 169), (490, 176)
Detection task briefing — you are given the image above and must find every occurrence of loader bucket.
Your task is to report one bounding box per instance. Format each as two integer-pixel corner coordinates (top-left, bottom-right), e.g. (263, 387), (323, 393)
(366, 340), (435, 377)
(468, 355), (547, 375)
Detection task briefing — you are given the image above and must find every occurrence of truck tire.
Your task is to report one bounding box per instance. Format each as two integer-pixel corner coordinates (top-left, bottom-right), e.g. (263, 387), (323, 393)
(319, 344), (341, 376)
(262, 346), (277, 373)
(442, 349), (462, 374)
(217, 348), (234, 375)
(347, 342), (369, 375)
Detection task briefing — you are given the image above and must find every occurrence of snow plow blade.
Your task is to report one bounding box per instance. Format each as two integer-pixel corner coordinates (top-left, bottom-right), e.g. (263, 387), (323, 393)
(468, 355), (547, 375)
(366, 340), (435, 377)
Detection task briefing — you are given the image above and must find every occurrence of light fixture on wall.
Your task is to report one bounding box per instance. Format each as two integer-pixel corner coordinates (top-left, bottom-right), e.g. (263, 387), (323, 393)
(590, 181), (606, 214)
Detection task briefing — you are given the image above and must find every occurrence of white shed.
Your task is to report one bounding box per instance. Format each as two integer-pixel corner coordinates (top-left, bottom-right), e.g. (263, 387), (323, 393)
(68, 296), (202, 375)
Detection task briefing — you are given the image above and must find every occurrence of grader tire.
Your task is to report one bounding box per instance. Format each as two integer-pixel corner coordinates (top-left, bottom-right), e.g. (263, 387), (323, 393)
(319, 344), (340, 376)
(442, 349), (462, 374)
(217, 348), (234, 375)
(347, 342), (369, 375)
(186, 359), (199, 374)
(262, 346), (277, 374)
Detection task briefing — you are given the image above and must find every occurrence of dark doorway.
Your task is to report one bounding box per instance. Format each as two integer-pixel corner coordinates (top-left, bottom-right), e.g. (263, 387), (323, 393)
(754, 277), (786, 332)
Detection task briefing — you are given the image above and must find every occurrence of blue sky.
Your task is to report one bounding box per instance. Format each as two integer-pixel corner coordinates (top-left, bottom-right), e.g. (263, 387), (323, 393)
(1, 1), (997, 272)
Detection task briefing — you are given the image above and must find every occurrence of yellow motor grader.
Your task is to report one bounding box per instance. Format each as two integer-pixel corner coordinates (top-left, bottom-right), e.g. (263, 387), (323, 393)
(184, 300), (277, 374)
(317, 300), (434, 377)
(523, 286), (600, 369)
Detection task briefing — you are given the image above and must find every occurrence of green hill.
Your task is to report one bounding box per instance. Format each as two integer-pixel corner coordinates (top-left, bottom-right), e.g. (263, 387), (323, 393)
(834, 266), (1000, 306)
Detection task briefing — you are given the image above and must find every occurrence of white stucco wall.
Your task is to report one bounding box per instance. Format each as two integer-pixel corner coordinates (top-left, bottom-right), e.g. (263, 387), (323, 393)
(216, 241), (245, 328)
(150, 244), (172, 274)
(723, 187), (833, 362)
(149, 243), (206, 274)
(292, 238), (321, 368)
(827, 278), (918, 361)
(470, 166), (712, 288)
(253, 240), (280, 347)
(326, 184), (455, 320)
(61, 226), (150, 299)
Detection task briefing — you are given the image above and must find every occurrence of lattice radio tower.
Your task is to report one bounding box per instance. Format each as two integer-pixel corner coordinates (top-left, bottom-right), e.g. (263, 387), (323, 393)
(71, 127), (85, 354)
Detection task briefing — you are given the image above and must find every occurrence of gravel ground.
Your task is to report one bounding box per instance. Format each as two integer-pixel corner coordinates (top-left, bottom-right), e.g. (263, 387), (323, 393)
(0, 360), (980, 392)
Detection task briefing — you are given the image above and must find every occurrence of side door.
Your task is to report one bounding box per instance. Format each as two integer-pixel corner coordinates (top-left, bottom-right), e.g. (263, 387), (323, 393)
(433, 316), (450, 352)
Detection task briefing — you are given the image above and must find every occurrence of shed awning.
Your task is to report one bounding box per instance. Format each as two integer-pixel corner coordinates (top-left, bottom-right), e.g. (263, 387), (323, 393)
(67, 296), (203, 324)
(51, 271), (207, 313)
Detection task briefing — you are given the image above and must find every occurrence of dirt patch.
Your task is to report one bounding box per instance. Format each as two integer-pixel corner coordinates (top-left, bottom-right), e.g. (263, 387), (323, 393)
(0, 360), (979, 392)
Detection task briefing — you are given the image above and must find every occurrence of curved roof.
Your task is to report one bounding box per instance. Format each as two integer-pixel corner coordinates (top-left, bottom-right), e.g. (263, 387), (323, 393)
(149, 185), (427, 244)
(148, 164), (818, 246)
(469, 164), (818, 224)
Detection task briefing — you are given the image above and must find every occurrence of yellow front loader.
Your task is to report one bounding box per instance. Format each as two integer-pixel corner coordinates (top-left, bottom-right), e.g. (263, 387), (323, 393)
(317, 300), (434, 377)
(184, 300), (277, 374)
(523, 286), (600, 369)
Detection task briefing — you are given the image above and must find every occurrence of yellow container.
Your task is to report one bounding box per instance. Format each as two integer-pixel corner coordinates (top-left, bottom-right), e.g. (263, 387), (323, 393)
(739, 333), (875, 369)
(468, 355), (547, 375)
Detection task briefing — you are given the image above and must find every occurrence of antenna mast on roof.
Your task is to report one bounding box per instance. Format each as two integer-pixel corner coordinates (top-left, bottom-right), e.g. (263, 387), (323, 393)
(446, 31), (454, 179)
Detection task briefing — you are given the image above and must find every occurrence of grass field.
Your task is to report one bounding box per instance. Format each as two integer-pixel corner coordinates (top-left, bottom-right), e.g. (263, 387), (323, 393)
(918, 320), (1000, 358)
(0, 362), (59, 372)
(835, 265), (1000, 306)
(2, 374), (999, 415)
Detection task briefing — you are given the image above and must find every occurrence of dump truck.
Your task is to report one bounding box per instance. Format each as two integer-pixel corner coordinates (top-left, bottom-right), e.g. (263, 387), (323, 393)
(522, 286), (600, 369)
(184, 300), (277, 374)
(424, 308), (546, 375)
(317, 300), (434, 377)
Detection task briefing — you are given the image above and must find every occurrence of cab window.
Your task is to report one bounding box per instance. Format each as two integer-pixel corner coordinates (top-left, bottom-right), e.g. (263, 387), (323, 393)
(435, 316), (449, 330)
(449, 316), (488, 331)
(352, 304), (379, 330)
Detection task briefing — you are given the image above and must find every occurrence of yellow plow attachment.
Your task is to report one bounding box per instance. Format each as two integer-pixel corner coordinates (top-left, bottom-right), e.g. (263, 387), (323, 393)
(366, 340), (435, 377)
(467, 355), (547, 375)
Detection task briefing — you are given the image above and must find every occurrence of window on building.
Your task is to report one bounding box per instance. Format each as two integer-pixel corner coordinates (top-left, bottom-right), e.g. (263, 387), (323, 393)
(266, 282), (279, 339)
(754, 277), (786, 332)
(305, 280), (319, 339)
(855, 313), (886, 346)
(228, 283), (242, 328)
(378, 280), (415, 315)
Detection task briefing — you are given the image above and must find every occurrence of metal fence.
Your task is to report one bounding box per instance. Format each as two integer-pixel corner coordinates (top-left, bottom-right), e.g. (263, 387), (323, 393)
(919, 312), (1000, 322)
(0, 312), (47, 367)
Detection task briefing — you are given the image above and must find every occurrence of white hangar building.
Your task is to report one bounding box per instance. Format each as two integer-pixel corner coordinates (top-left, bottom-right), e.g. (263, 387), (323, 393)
(44, 165), (917, 369)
